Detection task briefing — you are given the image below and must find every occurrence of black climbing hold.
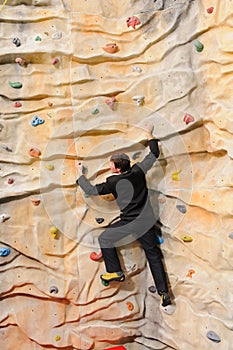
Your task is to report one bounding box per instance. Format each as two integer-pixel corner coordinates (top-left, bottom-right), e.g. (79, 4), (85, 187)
(132, 151), (141, 160)
(228, 232), (233, 239)
(148, 285), (157, 293)
(82, 166), (87, 175)
(2, 145), (12, 152)
(49, 286), (59, 294)
(95, 217), (104, 224)
(206, 330), (221, 343)
(176, 205), (187, 214)
(12, 37), (21, 47)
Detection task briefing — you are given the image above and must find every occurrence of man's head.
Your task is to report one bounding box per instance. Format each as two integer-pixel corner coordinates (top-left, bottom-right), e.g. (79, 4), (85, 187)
(110, 153), (130, 174)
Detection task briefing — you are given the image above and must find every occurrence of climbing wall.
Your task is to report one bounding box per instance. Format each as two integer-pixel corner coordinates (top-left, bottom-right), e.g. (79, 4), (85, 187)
(0, 0), (232, 349)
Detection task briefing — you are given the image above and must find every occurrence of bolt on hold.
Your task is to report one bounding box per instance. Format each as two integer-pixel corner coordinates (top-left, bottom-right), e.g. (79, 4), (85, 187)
(12, 37), (21, 47)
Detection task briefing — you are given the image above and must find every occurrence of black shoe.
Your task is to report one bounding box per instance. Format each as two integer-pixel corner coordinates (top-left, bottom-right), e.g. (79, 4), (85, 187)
(159, 291), (172, 307)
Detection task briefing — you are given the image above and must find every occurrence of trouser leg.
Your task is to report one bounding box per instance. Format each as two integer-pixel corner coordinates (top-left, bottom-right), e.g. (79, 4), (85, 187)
(138, 226), (169, 293)
(98, 220), (128, 273)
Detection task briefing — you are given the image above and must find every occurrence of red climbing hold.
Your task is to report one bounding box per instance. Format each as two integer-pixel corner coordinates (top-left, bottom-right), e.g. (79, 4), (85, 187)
(207, 7), (214, 14)
(126, 16), (141, 29)
(52, 58), (59, 65)
(104, 347), (126, 350)
(183, 113), (194, 125)
(90, 251), (103, 261)
(14, 102), (22, 108)
(8, 178), (14, 184)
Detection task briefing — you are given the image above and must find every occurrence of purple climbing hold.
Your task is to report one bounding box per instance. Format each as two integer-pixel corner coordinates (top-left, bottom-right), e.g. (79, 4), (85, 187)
(31, 115), (45, 127)
(0, 247), (10, 257)
(148, 285), (157, 293)
(12, 37), (21, 47)
(176, 205), (187, 214)
(206, 330), (221, 343)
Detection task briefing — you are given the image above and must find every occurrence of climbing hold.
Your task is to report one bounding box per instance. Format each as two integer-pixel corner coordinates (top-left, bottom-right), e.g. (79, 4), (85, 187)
(9, 81), (22, 89)
(148, 285), (157, 293)
(8, 178), (14, 184)
(186, 269), (195, 278)
(155, 235), (164, 244)
(14, 101), (22, 108)
(82, 165), (87, 175)
(35, 36), (42, 41)
(194, 40), (204, 52)
(31, 115), (45, 127)
(103, 43), (119, 54)
(158, 196), (166, 203)
(50, 226), (58, 238)
(104, 347), (126, 350)
(45, 164), (54, 171)
(95, 217), (104, 224)
(132, 95), (145, 106)
(126, 301), (134, 311)
(172, 169), (181, 181)
(84, 193), (89, 198)
(31, 198), (41, 206)
(49, 286), (59, 294)
(90, 251), (103, 261)
(12, 37), (21, 47)
(176, 205), (187, 214)
(183, 113), (194, 125)
(228, 232), (233, 239)
(15, 57), (27, 66)
(55, 335), (61, 342)
(52, 31), (62, 40)
(2, 145), (12, 152)
(181, 235), (193, 243)
(29, 147), (41, 158)
(52, 57), (59, 65)
(126, 16), (141, 29)
(131, 65), (142, 73)
(0, 247), (10, 257)
(92, 108), (99, 115)
(105, 96), (117, 110)
(132, 151), (141, 160)
(48, 102), (53, 107)
(207, 6), (214, 14)
(206, 330), (221, 343)
(0, 214), (10, 223)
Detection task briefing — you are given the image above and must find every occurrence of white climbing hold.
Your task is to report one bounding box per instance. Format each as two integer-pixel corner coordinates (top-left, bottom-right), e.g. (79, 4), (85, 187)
(0, 214), (10, 223)
(52, 31), (62, 40)
(131, 65), (142, 73)
(132, 95), (145, 106)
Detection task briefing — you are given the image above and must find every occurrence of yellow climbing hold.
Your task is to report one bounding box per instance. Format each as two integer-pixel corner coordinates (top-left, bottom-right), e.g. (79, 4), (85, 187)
(172, 169), (181, 181)
(45, 164), (54, 171)
(181, 235), (193, 243)
(50, 226), (58, 238)
(55, 335), (61, 341)
(0, 0), (8, 12)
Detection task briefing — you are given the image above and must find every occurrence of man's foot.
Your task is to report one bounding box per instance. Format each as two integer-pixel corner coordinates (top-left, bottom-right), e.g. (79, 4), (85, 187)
(158, 291), (176, 315)
(100, 271), (125, 283)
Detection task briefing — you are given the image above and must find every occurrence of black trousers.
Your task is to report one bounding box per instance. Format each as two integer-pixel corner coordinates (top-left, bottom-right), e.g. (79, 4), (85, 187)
(98, 219), (169, 293)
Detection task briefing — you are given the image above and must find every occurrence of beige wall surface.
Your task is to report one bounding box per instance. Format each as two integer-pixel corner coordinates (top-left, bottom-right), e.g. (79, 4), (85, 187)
(0, 1), (232, 349)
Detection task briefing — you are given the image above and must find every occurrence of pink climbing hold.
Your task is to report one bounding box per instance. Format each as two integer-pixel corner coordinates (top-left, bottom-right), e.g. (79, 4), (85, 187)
(8, 178), (14, 184)
(105, 96), (117, 110)
(14, 101), (22, 108)
(207, 6), (214, 14)
(52, 57), (59, 65)
(126, 16), (141, 29)
(183, 113), (194, 125)
(90, 251), (103, 261)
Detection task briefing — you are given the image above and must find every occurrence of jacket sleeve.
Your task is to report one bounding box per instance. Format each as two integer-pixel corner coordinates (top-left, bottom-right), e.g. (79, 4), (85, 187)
(136, 139), (160, 174)
(76, 175), (112, 196)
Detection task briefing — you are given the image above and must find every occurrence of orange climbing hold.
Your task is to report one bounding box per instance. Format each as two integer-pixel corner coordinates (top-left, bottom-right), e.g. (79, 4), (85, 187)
(186, 269), (195, 278)
(29, 147), (41, 158)
(90, 251), (102, 261)
(126, 301), (134, 311)
(103, 43), (119, 54)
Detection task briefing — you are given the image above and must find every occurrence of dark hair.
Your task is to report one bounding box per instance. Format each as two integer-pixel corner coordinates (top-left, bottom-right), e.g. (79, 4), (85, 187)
(110, 153), (131, 172)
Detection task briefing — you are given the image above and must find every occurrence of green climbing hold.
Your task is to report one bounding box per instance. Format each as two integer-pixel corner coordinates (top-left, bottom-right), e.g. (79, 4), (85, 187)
(194, 40), (204, 52)
(92, 108), (99, 115)
(9, 81), (22, 89)
(35, 36), (42, 41)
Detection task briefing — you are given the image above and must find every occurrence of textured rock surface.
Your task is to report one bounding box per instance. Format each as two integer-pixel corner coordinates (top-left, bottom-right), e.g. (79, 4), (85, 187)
(0, 0), (232, 349)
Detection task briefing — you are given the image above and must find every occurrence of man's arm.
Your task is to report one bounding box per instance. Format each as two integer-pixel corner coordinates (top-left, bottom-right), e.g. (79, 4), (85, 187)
(137, 124), (160, 174)
(75, 161), (112, 196)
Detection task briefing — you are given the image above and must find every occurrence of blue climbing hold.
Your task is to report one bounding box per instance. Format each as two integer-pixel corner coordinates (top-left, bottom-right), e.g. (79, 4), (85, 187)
(155, 235), (164, 244)
(176, 205), (187, 214)
(206, 330), (221, 343)
(0, 247), (10, 257)
(31, 115), (45, 127)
